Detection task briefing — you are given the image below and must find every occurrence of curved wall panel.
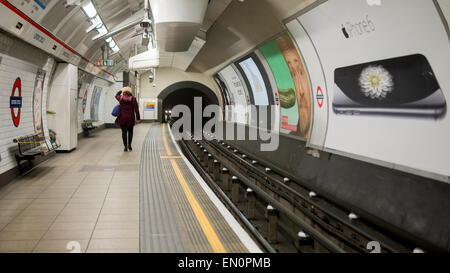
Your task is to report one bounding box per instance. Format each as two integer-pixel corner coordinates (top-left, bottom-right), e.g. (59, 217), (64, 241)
(259, 34), (312, 139)
(0, 0), (114, 82)
(237, 57), (270, 106)
(287, 0), (450, 182)
(0, 30), (54, 176)
(286, 20), (328, 148)
(218, 65), (251, 125)
(254, 50), (281, 133)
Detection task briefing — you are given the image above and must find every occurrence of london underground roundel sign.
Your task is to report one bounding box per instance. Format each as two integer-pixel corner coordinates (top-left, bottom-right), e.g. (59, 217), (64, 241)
(316, 86), (324, 108)
(10, 77), (22, 127)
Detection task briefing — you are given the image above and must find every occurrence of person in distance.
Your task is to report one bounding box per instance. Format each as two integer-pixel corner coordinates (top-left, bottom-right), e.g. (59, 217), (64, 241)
(115, 87), (141, 152)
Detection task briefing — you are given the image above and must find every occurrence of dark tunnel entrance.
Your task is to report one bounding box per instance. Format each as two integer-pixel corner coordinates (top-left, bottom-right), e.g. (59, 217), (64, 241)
(158, 81), (219, 131)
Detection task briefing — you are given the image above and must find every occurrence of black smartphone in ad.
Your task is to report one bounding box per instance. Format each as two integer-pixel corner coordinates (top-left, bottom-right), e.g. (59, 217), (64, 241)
(333, 54), (447, 118)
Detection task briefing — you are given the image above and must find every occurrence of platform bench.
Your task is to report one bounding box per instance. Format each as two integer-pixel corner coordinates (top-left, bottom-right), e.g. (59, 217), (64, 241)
(82, 120), (97, 137)
(13, 134), (60, 172)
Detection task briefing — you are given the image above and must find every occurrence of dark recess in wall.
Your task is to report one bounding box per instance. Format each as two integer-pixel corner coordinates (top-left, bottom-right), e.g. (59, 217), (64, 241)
(162, 88), (216, 128)
(158, 81), (220, 125)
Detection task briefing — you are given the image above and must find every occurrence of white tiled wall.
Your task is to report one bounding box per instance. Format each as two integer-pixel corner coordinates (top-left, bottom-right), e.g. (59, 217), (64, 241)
(0, 53), (54, 175)
(103, 73), (123, 125)
(46, 63), (79, 151)
(0, 31), (119, 176)
(76, 76), (118, 132)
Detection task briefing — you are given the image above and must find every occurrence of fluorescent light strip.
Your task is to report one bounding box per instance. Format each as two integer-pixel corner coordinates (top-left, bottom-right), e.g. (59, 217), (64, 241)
(112, 45), (120, 53)
(81, 1), (111, 39)
(97, 25), (107, 35)
(108, 40), (116, 48)
(81, 1), (119, 53)
(81, 1), (96, 18)
(90, 15), (101, 26)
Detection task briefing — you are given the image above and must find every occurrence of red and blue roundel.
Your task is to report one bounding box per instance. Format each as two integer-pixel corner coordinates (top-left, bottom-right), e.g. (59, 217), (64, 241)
(316, 86), (324, 109)
(10, 77), (22, 127)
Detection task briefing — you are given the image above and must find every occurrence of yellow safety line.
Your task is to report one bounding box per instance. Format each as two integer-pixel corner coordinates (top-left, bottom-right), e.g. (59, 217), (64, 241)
(170, 159), (227, 253)
(162, 123), (172, 156)
(160, 156), (182, 159)
(161, 123), (227, 253)
(40, 143), (47, 156)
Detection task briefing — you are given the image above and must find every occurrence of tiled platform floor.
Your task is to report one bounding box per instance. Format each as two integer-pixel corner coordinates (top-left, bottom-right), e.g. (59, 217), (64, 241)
(0, 124), (150, 253)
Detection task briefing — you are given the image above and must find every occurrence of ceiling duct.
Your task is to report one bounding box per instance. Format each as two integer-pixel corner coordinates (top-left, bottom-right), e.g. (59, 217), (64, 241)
(149, 0), (209, 52)
(128, 48), (159, 71)
(127, 35), (205, 72)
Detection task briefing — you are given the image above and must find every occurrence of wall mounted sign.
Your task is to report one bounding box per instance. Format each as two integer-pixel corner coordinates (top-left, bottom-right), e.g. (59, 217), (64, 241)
(274, 92), (280, 106)
(33, 69), (46, 135)
(82, 90), (88, 113)
(97, 60), (114, 67)
(316, 86), (324, 108)
(145, 102), (155, 110)
(292, 0), (450, 179)
(10, 77), (22, 127)
(34, 0), (49, 10)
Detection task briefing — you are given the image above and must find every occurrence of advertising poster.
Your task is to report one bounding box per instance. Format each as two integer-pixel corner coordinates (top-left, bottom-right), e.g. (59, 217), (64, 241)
(214, 75), (233, 106)
(238, 58), (270, 106)
(293, 0), (450, 179)
(93, 87), (102, 121)
(145, 102), (155, 110)
(214, 74), (235, 122)
(33, 69), (46, 136)
(259, 34), (312, 138)
(287, 19), (329, 148)
(142, 99), (158, 120)
(90, 86), (102, 121)
(82, 90), (88, 113)
(218, 65), (250, 124)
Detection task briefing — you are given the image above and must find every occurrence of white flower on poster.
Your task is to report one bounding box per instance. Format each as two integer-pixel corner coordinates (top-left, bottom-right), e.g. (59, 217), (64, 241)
(359, 65), (394, 100)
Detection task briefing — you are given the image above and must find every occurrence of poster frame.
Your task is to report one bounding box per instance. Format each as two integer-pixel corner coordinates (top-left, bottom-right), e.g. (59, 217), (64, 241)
(32, 68), (46, 137)
(284, 0), (450, 183)
(235, 53), (275, 106)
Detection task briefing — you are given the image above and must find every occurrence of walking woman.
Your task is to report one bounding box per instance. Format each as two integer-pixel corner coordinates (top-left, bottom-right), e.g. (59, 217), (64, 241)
(115, 87), (141, 152)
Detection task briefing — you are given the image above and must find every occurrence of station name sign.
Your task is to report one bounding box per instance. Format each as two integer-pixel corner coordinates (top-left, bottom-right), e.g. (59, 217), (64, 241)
(10, 96), (22, 108)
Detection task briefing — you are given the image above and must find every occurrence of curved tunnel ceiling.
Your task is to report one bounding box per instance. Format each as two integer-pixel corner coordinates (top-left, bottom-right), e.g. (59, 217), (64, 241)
(189, 0), (316, 75)
(34, 0), (233, 75)
(17, 0), (314, 76)
(39, 0), (148, 75)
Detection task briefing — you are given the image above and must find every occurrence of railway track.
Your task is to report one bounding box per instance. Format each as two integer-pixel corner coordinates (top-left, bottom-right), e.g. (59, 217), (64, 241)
(176, 129), (420, 253)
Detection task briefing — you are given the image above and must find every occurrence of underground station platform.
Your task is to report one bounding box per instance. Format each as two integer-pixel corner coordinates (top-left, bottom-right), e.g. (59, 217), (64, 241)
(0, 0), (449, 271)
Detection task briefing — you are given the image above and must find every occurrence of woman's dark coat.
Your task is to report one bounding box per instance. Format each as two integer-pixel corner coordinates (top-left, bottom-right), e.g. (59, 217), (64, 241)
(115, 91), (140, 127)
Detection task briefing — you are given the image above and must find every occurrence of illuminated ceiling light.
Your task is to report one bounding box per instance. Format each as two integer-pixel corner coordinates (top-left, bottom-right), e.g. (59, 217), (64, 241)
(108, 40), (116, 48)
(90, 15), (101, 26)
(97, 25), (108, 36)
(112, 45), (120, 53)
(81, 1), (111, 42)
(105, 37), (113, 43)
(81, 1), (97, 18)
